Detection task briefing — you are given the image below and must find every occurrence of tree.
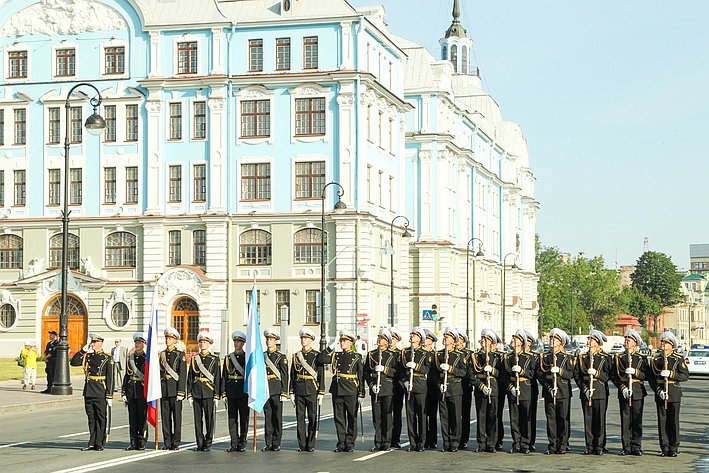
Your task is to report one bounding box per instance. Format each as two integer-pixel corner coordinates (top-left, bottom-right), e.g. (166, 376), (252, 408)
(630, 251), (682, 308)
(620, 286), (662, 326)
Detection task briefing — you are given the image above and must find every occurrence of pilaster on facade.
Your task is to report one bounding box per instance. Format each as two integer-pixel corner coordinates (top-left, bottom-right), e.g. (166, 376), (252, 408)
(204, 219), (228, 280)
(144, 91), (164, 216)
(207, 90), (227, 213)
(141, 220), (165, 280)
(211, 28), (225, 75)
(149, 31), (160, 78)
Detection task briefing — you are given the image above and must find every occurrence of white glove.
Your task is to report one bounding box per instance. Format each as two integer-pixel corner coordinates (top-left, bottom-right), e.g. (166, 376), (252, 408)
(512, 365), (522, 373)
(121, 395), (128, 405)
(107, 399), (113, 408)
(509, 387), (519, 398)
(374, 365), (385, 373)
(83, 343), (91, 352)
(290, 394), (296, 405)
(625, 367), (636, 375)
(550, 366), (560, 374)
(280, 394), (289, 402)
(551, 387), (558, 398)
(440, 363), (450, 372)
(371, 385), (380, 395)
(176, 394), (185, 402)
(403, 381), (410, 391)
(587, 368), (597, 376)
(658, 390), (668, 401)
(406, 361), (417, 369)
(622, 387), (630, 399)
(481, 386), (491, 396)
(317, 394), (324, 405)
(188, 398), (194, 407)
(357, 397), (363, 407)
(660, 369), (670, 378)
(483, 365), (493, 373)
(328, 340), (339, 350)
(439, 384), (447, 394)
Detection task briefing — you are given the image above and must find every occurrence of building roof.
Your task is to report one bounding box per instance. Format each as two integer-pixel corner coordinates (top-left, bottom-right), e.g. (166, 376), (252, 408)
(616, 313), (641, 327)
(690, 243), (709, 258)
(683, 273), (707, 281)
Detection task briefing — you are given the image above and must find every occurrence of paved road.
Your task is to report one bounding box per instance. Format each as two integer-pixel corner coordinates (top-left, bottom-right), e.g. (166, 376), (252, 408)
(2, 377), (708, 473)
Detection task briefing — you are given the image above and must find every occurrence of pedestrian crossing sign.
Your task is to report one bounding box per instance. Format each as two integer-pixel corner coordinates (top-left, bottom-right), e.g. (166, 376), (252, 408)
(422, 309), (434, 321)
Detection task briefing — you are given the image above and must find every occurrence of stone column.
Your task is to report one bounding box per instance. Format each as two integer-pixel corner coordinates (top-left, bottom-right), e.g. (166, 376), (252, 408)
(207, 89), (226, 213)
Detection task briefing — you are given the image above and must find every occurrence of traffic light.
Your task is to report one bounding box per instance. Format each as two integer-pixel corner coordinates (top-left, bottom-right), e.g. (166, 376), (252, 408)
(432, 304), (437, 321)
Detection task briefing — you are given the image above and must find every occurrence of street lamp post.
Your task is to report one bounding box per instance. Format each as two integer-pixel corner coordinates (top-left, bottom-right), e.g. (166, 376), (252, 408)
(320, 181), (346, 351)
(389, 215), (411, 327)
(52, 83), (106, 395)
(466, 238), (484, 348)
(501, 252), (518, 343)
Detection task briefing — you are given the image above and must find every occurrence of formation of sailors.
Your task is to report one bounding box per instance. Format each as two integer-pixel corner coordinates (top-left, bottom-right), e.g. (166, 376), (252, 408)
(71, 325), (689, 458)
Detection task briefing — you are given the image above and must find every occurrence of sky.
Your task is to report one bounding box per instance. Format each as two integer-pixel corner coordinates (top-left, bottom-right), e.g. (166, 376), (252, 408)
(348, 0), (709, 270)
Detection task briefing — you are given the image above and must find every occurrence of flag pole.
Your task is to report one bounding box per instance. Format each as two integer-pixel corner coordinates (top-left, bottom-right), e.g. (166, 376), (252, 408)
(155, 402), (159, 450)
(253, 410), (257, 452)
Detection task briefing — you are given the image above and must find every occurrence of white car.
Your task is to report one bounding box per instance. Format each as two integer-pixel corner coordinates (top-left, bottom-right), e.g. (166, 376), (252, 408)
(685, 349), (709, 375)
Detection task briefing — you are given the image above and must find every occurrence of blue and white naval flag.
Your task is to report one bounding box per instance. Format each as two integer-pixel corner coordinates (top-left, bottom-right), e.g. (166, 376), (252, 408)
(244, 284), (269, 412)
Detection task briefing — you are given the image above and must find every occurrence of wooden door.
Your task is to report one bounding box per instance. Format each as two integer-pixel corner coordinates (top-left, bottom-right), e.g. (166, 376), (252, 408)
(42, 295), (88, 356)
(172, 297), (199, 353)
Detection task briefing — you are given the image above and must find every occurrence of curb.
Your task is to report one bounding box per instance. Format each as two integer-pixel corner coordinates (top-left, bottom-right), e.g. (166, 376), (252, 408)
(0, 396), (84, 416)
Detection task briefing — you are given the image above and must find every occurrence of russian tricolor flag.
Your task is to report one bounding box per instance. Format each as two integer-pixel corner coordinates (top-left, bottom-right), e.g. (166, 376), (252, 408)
(144, 289), (162, 426)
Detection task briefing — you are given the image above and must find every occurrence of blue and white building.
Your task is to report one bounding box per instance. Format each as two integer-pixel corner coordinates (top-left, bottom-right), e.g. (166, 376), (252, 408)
(0, 0), (538, 356)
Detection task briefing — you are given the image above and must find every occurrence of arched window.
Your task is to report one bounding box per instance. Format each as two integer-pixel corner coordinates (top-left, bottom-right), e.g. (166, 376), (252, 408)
(450, 44), (458, 72)
(293, 228), (324, 264)
(105, 232), (136, 268)
(239, 229), (272, 265)
(0, 304), (16, 328)
(0, 234), (23, 269)
(47, 295), (86, 317)
(441, 44), (448, 60)
(462, 45), (468, 74)
(49, 233), (80, 269)
(111, 302), (129, 328)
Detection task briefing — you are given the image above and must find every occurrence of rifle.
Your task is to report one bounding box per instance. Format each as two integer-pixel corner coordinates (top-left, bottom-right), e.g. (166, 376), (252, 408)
(358, 397), (364, 444)
(105, 401), (112, 443)
(484, 343), (491, 404)
(662, 350), (669, 411)
(315, 398), (321, 439)
(407, 346), (414, 401)
(375, 349), (382, 403)
(626, 349), (633, 408)
(588, 349), (595, 407)
(441, 348), (449, 398)
(552, 350), (557, 407)
(514, 349), (520, 406)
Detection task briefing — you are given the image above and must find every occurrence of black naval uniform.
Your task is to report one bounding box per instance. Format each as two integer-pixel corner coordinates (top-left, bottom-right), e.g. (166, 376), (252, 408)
(389, 346), (405, 448)
(503, 349), (538, 453)
(43, 337), (58, 391)
(317, 347), (365, 452)
(188, 351), (222, 451)
(263, 348), (289, 451)
(537, 349), (576, 454)
(364, 347), (399, 451)
(470, 348), (502, 452)
(71, 348), (114, 450)
(647, 350), (690, 456)
(526, 346), (540, 451)
(400, 346), (430, 451)
(435, 347), (468, 452)
(495, 347), (508, 450)
(290, 347), (325, 451)
(159, 346), (187, 449)
(122, 350), (147, 450)
(222, 351), (248, 451)
(611, 350), (648, 455)
(424, 346), (439, 449)
(575, 349), (611, 454)
(457, 345), (473, 449)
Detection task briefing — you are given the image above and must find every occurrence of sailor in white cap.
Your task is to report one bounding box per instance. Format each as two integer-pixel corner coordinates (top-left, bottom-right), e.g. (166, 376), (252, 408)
(159, 327), (187, 450)
(575, 330), (611, 455)
(402, 327), (431, 451)
(503, 329), (538, 454)
(422, 328), (439, 449)
(223, 330), (248, 452)
(435, 326), (468, 452)
(648, 331), (689, 457)
(611, 328), (646, 456)
(262, 328), (289, 452)
(470, 329), (500, 452)
(454, 329), (473, 450)
(122, 332), (148, 450)
(291, 327), (325, 452)
(188, 331), (221, 451)
(364, 328), (399, 452)
(316, 329), (365, 452)
(389, 327), (405, 449)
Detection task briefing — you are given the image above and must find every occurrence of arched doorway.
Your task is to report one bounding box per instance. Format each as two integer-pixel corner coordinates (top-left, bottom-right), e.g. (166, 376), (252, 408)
(171, 297), (199, 353)
(43, 295), (88, 356)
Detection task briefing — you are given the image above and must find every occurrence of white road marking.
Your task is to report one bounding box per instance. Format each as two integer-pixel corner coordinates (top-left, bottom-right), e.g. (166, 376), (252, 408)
(0, 441), (31, 448)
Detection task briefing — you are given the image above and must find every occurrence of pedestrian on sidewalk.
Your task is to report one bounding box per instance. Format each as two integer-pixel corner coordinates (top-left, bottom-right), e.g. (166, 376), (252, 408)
(42, 330), (58, 393)
(20, 341), (38, 390)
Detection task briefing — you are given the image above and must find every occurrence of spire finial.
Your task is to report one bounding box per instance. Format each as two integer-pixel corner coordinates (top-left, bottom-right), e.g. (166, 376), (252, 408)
(445, 0), (467, 38)
(453, 0), (460, 21)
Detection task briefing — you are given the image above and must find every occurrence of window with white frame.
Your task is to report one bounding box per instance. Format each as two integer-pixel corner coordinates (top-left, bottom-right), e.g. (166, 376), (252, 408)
(0, 170), (4, 206)
(104, 167), (116, 204)
(48, 169), (60, 205)
(48, 107), (61, 144)
(275, 290), (290, 324)
(125, 104), (138, 141)
(49, 233), (79, 269)
(241, 163), (270, 201)
(55, 48), (76, 77)
(305, 289), (319, 324)
(8, 51), (28, 79)
(104, 46), (125, 75)
(13, 170), (25, 206)
(70, 107), (82, 143)
(303, 36), (318, 69)
(193, 229), (206, 267)
(169, 165), (182, 202)
(104, 105), (116, 142)
(293, 228), (323, 264)
(14, 109), (26, 145)
(105, 231), (136, 267)
(0, 110), (4, 145)
(193, 164), (206, 202)
(239, 229), (272, 265)
(193, 101), (206, 139)
(249, 39), (263, 72)
(294, 161), (324, 199)
(125, 166), (138, 204)
(295, 98), (325, 136)
(111, 303), (129, 328)
(169, 103), (182, 140)
(168, 230), (181, 265)
(240, 100), (270, 138)
(0, 304), (16, 328)
(276, 38), (291, 70)
(70, 168), (82, 205)
(177, 41), (198, 74)
(0, 234), (23, 268)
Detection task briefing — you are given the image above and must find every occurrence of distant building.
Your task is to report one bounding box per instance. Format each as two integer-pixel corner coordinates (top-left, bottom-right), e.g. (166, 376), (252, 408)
(618, 265), (635, 288)
(664, 273), (708, 348)
(615, 313), (641, 334)
(690, 244), (709, 277)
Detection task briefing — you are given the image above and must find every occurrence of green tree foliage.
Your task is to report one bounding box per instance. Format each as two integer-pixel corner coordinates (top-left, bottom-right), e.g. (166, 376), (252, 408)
(630, 251), (682, 308)
(620, 286), (662, 326)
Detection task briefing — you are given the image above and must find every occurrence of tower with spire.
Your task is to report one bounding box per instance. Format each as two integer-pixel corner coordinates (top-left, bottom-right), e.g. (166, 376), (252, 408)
(440, 0), (474, 75)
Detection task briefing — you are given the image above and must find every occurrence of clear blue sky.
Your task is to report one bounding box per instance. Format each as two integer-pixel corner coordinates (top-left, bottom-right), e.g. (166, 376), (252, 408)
(349, 0), (709, 270)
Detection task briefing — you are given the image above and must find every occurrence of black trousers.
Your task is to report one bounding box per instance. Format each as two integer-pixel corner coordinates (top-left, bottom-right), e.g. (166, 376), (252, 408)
(296, 393), (317, 449)
(127, 398), (148, 447)
(160, 396), (182, 447)
(371, 395), (393, 449)
(45, 361), (56, 389)
(474, 392), (498, 449)
(619, 397), (644, 453)
(496, 389), (506, 447)
(656, 401), (681, 454)
(439, 393), (462, 450)
(333, 395), (358, 450)
(508, 397), (532, 451)
(529, 388), (538, 447)
(406, 392), (427, 449)
(544, 397), (570, 453)
(581, 397), (607, 451)
(424, 384), (438, 447)
(84, 397), (107, 448)
(391, 390), (404, 445)
(460, 386), (473, 447)
(193, 398), (215, 449)
(263, 395), (283, 448)
(227, 397), (249, 448)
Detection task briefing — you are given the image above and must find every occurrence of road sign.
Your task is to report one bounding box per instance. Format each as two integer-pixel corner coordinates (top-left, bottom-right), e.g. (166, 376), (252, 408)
(422, 309), (434, 321)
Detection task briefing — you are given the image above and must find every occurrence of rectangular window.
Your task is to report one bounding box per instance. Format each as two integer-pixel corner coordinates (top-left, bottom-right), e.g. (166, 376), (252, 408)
(9, 51), (28, 79)
(367, 165), (373, 203)
(303, 36), (318, 69)
(104, 105), (116, 142)
(125, 104), (138, 141)
(276, 38), (290, 70)
(14, 170), (26, 206)
(193, 101), (206, 139)
(177, 41), (198, 74)
(193, 229), (206, 266)
(294, 161), (325, 199)
(168, 230), (181, 265)
(125, 166), (138, 204)
(305, 289), (319, 324)
(378, 111), (383, 148)
(0, 170), (4, 206)
(169, 165), (182, 202)
(389, 118), (395, 154)
(48, 169), (61, 205)
(240, 100), (270, 138)
(48, 107), (61, 144)
(104, 46), (125, 75)
(0, 110), (4, 145)
(249, 39), (263, 72)
(294, 97), (325, 136)
(241, 163), (271, 201)
(366, 105), (372, 142)
(14, 109), (26, 145)
(378, 170), (383, 207)
(169, 103), (182, 140)
(56, 48), (75, 77)
(246, 290), (261, 317)
(104, 167), (116, 204)
(70, 168), (82, 205)
(275, 290), (290, 324)
(70, 107), (82, 143)
(193, 164), (206, 202)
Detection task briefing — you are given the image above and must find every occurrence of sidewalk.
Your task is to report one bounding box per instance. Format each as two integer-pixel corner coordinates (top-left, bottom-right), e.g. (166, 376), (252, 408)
(0, 375), (86, 416)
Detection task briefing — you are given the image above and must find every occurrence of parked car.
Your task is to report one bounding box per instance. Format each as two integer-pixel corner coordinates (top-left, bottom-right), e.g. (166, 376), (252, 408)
(609, 343), (624, 355)
(685, 349), (709, 375)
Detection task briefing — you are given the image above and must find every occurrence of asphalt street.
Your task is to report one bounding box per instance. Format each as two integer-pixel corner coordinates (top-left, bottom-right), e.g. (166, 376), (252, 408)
(1, 377), (708, 473)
